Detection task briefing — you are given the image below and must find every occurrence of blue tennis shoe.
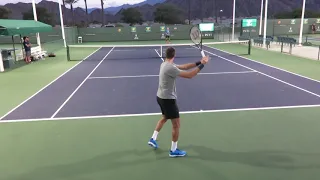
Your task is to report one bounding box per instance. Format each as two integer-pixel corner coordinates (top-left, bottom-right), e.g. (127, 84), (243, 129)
(148, 138), (158, 149)
(169, 149), (187, 157)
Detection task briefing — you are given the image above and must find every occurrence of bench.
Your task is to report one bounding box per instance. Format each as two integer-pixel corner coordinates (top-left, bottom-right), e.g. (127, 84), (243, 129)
(276, 37), (297, 46)
(31, 46), (47, 60)
(253, 38), (271, 48)
(238, 36), (250, 41)
(258, 35), (274, 42)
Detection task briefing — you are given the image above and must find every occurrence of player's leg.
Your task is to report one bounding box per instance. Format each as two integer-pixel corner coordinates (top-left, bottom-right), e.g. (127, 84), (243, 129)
(148, 97), (168, 149)
(148, 115), (166, 148)
(155, 115), (167, 132)
(168, 100), (186, 157)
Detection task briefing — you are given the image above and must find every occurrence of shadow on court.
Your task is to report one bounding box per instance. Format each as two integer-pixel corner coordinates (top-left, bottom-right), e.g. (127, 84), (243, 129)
(185, 145), (320, 170)
(7, 146), (320, 180)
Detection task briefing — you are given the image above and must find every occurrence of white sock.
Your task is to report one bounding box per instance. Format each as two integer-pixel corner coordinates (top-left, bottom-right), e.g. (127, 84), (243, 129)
(151, 131), (159, 140)
(171, 141), (177, 152)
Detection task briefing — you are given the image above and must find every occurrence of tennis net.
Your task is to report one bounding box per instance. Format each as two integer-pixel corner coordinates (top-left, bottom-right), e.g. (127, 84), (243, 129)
(67, 40), (251, 61)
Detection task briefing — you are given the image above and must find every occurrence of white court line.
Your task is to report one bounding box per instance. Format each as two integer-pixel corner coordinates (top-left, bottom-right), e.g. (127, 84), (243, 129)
(89, 75), (159, 79)
(113, 50), (136, 51)
(50, 47), (115, 118)
(155, 49), (164, 61)
(204, 45), (320, 84)
(202, 49), (320, 98)
(2, 104), (320, 123)
(0, 47), (102, 121)
(87, 71), (256, 79)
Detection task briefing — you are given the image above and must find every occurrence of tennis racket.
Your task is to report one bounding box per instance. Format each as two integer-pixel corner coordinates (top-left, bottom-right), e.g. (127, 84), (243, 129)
(190, 25), (206, 57)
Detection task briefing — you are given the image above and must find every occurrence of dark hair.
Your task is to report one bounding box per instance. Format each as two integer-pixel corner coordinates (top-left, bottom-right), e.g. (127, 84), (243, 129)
(166, 47), (175, 59)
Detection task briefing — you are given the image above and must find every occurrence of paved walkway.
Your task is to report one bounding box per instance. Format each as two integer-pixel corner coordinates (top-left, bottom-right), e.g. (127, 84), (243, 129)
(256, 42), (320, 60)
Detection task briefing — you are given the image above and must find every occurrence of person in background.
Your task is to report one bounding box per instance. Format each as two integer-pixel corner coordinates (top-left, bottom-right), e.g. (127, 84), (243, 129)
(165, 27), (171, 44)
(23, 36), (31, 63)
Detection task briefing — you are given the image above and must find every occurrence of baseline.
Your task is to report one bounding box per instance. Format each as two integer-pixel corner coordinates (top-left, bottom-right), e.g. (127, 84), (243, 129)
(2, 104), (320, 124)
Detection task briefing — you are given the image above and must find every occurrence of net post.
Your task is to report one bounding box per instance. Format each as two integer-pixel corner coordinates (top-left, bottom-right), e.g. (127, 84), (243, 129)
(66, 45), (70, 61)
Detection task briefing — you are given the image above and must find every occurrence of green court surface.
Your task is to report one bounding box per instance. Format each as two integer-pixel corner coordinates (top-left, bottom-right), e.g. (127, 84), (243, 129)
(1, 40), (320, 180)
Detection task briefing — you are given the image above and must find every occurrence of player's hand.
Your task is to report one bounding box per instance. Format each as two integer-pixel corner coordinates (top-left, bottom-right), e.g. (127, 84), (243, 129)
(201, 56), (209, 64)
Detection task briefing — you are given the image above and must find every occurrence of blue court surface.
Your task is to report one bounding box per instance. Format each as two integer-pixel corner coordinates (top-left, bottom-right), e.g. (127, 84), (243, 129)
(1, 45), (320, 121)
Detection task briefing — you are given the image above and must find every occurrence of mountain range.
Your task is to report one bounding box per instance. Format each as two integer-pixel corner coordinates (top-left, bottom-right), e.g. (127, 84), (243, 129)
(1, 0), (320, 26)
(88, 0), (166, 14)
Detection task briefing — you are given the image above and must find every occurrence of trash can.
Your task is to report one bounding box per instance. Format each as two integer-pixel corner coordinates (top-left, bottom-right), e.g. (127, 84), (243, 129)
(1, 49), (15, 69)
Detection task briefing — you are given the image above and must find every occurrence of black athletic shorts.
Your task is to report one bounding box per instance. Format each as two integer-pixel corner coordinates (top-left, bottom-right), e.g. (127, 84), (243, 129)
(157, 96), (179, 119)
(165, 35), (170, 39)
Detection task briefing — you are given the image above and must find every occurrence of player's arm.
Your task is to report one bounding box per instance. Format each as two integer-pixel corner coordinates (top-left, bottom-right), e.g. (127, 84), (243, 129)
(178, 65), (204, 79)
(176, 62), (201, 70)
(170, 56), (208, 79)
(176, 56), (208, 70)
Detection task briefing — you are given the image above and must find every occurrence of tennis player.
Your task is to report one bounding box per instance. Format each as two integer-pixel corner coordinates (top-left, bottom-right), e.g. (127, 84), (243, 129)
(165, 27), (171, 44)
(148, 47), (209, 157)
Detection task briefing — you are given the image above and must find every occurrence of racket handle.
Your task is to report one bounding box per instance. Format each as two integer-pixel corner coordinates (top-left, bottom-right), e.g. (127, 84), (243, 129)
(201, 50), (205, 57)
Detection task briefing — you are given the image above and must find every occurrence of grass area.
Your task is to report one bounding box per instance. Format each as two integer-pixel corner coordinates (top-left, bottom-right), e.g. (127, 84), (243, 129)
(1, 40), (320, 180)
(0, 108), (320, 180)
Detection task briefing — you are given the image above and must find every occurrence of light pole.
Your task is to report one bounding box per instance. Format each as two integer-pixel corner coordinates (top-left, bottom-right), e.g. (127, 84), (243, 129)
(262, 0), (268, 48)
(259, 0), (264, 35)
(32, 0), (41, 49)
(58, 0), (67, 47)
(232, 0), (236, 41)
(298, 0), (306, 46)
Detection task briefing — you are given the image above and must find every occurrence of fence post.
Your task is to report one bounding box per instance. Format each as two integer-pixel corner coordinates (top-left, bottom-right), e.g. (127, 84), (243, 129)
(248, 39), (251, 55)
(66, 45), (70, 61)
(318, 45), (320, 60)
(305, 36), (308, 43)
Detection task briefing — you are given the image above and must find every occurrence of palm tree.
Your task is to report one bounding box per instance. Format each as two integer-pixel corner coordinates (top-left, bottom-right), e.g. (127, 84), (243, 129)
(101, 0), (105, 26)
(84, 0), (88, 26)
(65, 0), (79, 26)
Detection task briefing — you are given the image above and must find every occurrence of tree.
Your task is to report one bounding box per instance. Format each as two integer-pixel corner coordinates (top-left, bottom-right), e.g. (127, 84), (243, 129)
(121, 8), (143, 26)
(84, 0), (88, 25)
(23, 7), (54, 25)
(101, 0), (105, 26)
(0, 7), (11, 19)
(154, 4), (184, 24)
(274, 8), (320, 19)
(65, 0), (79, 25)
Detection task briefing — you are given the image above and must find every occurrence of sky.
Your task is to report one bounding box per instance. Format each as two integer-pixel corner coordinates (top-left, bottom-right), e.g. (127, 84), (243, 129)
(1, 0), (146, 8)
